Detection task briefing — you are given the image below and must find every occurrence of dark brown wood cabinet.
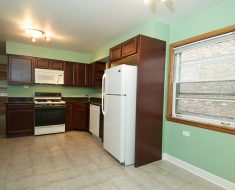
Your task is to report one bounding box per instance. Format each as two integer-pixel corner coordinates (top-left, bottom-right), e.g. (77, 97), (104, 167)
(88, 62), (106, 87)
(64, 62), (105, 87)
(51, 60), (64, 70)
(8, 55), (34, 84)
(135, 36), (166, 167)
(109, 35), (166, 167)
(64, 62), (87, 87)
(121, 37), (138, 58)
(74, 64), (87, 87)
(109, 36), (139, 62)
(65, 102), (74, 131)
(35, 58), (50, 69)
(109, 45), (122, 62)
(74, 102), (89, 131)
(65, 101), (89, 131)
(6, 103), (34, 137)
(64, 62), (75, 86)
(35, 58), (64, 70)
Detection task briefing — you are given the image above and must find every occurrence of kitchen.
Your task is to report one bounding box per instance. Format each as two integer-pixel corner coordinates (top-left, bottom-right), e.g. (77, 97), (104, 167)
(0, 0), (235, 190)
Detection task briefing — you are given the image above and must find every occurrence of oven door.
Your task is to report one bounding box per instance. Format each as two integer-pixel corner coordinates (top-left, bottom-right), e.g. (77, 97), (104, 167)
(35, 105), (65, 135)
(35, 105), (65, 126)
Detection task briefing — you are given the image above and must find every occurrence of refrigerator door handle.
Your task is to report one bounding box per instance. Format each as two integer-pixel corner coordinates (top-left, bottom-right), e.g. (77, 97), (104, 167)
(102, 73), (106, 116)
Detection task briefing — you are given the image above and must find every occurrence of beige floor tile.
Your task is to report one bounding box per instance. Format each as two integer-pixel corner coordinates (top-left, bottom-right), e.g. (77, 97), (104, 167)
(7, 158), (32, 171)
(33, 172), (59, 187)
(0, 179), (6, 190)
(0, 166), (8, 180)
(0, 131), (224, 190)
(59, 176), (88, 190)
(33, 181), (61, 190)
(33, 164), (55, 176)
(5, 176), (33, 190)
(7, 168), (33, 181)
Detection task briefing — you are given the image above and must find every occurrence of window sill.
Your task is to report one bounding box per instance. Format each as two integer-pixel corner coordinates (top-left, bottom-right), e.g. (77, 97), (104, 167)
(167, 116), (235, 135)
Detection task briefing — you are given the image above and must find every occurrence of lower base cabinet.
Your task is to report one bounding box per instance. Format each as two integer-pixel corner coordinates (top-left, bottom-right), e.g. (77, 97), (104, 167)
(65, 102), (74, 131)
(65, 102), (89, 131)
(6, 103), (34, 138)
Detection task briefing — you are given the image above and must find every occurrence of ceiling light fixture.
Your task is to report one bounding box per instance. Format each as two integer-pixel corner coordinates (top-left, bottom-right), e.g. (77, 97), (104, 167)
(25, 28), (50, 42)
(144, 0), (150, 4)
(144, 0), (167, 5)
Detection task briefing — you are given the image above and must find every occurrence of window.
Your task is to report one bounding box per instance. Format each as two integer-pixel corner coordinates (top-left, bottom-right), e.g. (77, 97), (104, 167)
(168, 26), (235, 134)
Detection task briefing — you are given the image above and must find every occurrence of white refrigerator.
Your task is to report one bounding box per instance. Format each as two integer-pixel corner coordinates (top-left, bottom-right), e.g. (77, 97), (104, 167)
(102, 64), (137, 166)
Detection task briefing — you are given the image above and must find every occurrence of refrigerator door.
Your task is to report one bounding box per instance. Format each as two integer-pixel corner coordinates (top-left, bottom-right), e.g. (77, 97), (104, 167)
(103, 94), (125, 163)
(104, 65), (124, 95)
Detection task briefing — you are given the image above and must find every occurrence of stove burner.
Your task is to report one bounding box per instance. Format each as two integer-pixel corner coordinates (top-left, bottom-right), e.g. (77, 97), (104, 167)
(33, 92), (65, 105)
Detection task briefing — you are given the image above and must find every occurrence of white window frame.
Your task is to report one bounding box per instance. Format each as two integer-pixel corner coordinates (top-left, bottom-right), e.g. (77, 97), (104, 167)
(172, 31), (235, 129)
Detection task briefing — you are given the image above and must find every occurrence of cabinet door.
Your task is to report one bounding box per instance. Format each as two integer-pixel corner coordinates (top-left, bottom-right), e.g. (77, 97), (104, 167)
(74, 64), (87, 86)
(51, 60), (64, 70)
(121, 37), (138, 58)
(86, 64), (93, 87)
(65, 103), (74, 131)
(93, 62), (105, 87)
(73, 103), (89, 131)
(0, 65), (7, 80)
(8, 56), (34, 84)
(109, 44), (122, 62)
(6, 104), (34, 137)
(35, 58), (50, 69)
(64, 62), (74, 86)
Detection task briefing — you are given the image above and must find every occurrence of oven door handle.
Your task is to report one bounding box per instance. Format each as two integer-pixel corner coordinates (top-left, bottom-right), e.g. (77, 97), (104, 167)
(35, 105), (66, 109)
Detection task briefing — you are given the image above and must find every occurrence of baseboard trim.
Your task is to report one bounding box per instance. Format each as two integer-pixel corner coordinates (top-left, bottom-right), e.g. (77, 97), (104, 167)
(162, 153), (235, 190)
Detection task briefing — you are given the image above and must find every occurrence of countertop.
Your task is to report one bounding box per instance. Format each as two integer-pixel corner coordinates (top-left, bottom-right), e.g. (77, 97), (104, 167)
(7, 97), (34, 104)
(6, 97), (101, 106)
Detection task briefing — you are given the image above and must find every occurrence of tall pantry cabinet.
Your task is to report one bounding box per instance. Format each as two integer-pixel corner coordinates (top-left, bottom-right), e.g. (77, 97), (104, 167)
(109, 35), (166, 167)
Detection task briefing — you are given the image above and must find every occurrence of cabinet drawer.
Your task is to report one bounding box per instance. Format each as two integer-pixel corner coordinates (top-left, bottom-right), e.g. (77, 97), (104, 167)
(121, 37), (138, 58)
(7, 104), (34, 110)
(74, 102), (89, 109)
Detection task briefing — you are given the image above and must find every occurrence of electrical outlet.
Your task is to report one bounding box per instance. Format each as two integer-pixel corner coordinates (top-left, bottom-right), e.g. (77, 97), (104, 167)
(182, 130), (190, 137)
(23, 85), (29, 89)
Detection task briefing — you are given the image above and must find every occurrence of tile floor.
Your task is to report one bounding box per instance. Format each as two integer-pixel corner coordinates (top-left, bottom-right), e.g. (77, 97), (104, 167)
(0, 129), (224, 190)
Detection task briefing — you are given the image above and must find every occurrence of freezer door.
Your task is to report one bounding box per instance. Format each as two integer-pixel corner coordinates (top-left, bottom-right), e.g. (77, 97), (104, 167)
(105, 66), (124, 95)
(103, 94), (125, 163)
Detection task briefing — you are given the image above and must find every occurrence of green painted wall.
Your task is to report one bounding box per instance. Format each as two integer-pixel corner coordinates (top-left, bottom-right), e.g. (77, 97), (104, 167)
(6, 41), (91, 63)
(8, 85), (101, 98)
(164, 0), (235, 183)
(90, 20), (169, 62)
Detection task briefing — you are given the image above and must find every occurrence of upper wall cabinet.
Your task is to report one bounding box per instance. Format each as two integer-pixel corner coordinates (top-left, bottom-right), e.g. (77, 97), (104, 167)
(109, 36), (139, 62)
(109, 45), (122, 62)
(35, 58), (50, 69)
(88, 62), (106, 87)
(64, 62), (75, 86)
(64, 62), (87, 87)
(51, 60), (64, 70)
(64, 61), (106, 87)
(35, 58), (64, 70)
(121, 37), (138, 58)
(74, 63), (87, 87)
(8, 55), (34, 85)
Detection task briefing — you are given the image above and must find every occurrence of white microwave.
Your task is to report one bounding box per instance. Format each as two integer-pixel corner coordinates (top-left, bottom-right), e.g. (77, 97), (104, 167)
(35, 68), (64, 85)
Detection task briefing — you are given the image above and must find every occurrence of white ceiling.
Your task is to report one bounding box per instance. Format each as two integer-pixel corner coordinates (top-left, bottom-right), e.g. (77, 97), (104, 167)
(0, 0), (223, 53)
